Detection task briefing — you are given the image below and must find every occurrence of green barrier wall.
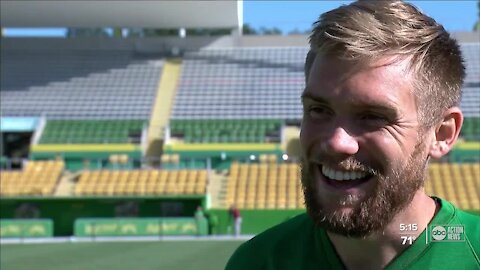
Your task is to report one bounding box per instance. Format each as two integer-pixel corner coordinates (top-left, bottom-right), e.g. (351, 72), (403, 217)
(1, 208), (476, 237)
(449, 149), (480, 162)
(0, 219), (53, 238)
(208, 209), (479, 235)
(74, 217), (207, 237)
(208, 209), (306, 235)
(0, 197), (204, 236)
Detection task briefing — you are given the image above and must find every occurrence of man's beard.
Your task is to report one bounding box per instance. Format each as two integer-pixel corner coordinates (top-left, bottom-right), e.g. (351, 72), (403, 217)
(301, 140), (428, 238)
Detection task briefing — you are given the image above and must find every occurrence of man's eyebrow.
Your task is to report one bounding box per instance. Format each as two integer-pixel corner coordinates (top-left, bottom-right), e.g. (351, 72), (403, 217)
(352, 97), (401, 116)
(301, 92), (328, 104)
(356, 103), (400, 116)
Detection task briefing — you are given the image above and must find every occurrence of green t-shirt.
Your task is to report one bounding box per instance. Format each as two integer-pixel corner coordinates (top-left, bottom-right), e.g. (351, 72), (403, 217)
(226, 197), (480, 269)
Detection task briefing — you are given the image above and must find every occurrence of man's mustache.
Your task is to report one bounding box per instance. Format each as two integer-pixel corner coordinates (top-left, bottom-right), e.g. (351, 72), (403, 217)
(304, 155), (379, 176)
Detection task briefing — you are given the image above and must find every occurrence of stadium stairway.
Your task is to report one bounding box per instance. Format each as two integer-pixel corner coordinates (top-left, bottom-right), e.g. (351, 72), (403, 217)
(53, 171), (77, 196)
(282, 126), (300, 150)
(283, 126), (301, 158)
(146, 59), (182, 162)
(208, 171), (229, 208)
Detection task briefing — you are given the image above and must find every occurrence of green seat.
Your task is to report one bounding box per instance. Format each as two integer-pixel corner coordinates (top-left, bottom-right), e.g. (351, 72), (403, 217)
(39, 119), (146, 145)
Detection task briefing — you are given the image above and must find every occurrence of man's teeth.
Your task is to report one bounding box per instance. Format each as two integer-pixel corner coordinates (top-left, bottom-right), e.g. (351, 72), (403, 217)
(321, 165), (368, 181)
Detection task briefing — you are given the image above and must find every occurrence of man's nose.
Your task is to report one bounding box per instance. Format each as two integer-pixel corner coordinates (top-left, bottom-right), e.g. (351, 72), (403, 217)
(321, 127), (359, 156)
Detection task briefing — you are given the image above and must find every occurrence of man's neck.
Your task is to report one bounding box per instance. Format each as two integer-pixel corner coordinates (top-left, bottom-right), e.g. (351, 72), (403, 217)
(327, 191), (438, 270)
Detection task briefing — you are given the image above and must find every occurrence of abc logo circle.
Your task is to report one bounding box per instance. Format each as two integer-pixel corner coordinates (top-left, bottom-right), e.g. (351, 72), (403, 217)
(431, 226), (446, 241)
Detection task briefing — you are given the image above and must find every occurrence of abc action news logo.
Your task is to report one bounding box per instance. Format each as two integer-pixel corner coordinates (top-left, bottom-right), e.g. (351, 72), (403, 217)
(429, 224), (465, 242)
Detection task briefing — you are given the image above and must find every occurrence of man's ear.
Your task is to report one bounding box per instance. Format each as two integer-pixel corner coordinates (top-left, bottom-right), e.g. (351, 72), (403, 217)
(429, 107), (463, 159)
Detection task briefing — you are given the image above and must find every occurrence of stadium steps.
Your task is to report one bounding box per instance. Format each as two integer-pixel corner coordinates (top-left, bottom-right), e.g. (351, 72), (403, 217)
(283, 126), (301, 157)
(207, 171), (228, 208)
(146, 59), (182, 160)
(53, 171), (78, 196)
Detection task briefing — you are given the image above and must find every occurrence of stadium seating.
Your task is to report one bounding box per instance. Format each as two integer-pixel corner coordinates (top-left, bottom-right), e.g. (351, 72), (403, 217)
(460, 117), (480, 140)
(0, 160), (64, 196)
(1, 40), (478, 217)
(0, 49), (162, 119)
(461, 88), (480, 118)
(462, 43), (480, 84)
(425, 163), (479, 210)
(461, 43), (480, 119)
(224, 162), (479, 210)
(74, 169), (208, 196)
(171, 44), (479, 122)
(171, 47), (306, 121)
(39, 120), (146, 144)
(170, 119), (282, 143)
(226, 162), (304, 209)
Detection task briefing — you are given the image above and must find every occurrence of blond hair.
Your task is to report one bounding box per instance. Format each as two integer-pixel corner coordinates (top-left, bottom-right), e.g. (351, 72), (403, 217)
(305, 0), (465, 128)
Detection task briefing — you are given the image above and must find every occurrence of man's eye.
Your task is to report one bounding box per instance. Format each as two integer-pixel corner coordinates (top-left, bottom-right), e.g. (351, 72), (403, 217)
(361, 113), (388, 122)
(307, 106), (331, 118)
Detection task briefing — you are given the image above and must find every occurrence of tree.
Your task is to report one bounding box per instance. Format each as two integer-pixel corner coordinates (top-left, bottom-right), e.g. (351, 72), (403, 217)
(259, 27), (282, 35)
(67, 28), (110, 38)
(186, 28), (231, 36)
(242, 23), (258, 35)
(112, 28), (123, 38)
(288, 28), (310, 35)
(474, 0), (480, 31)
(143, 28), (179, 37)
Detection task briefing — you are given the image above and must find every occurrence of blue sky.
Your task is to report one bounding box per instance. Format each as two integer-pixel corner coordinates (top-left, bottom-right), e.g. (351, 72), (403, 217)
(4, 1), (479, 37)
(243, 1), (479, 33)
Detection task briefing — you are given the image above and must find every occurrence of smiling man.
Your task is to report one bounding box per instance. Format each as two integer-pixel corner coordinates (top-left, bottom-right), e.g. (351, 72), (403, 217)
(226, 1), (480, 269)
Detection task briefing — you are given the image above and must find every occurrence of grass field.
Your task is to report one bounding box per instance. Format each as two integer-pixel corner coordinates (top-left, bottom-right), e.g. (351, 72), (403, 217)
(1, 240), (245, 270)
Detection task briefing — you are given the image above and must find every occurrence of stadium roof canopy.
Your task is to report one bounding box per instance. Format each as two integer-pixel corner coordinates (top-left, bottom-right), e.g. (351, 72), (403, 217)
(0, 1), (242, 30)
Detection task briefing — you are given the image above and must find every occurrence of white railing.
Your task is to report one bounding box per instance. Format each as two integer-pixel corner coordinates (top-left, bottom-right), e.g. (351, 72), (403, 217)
(31, 115), (47, 145)
(140, 124), (148, 155)
(164, 125), (171, 145)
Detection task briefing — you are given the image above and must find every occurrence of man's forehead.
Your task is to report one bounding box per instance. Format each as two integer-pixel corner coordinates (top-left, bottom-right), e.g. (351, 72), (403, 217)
(303, 58), (418, 118)
(308, 53), (413, 81)
(307, 55), (414, 96)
